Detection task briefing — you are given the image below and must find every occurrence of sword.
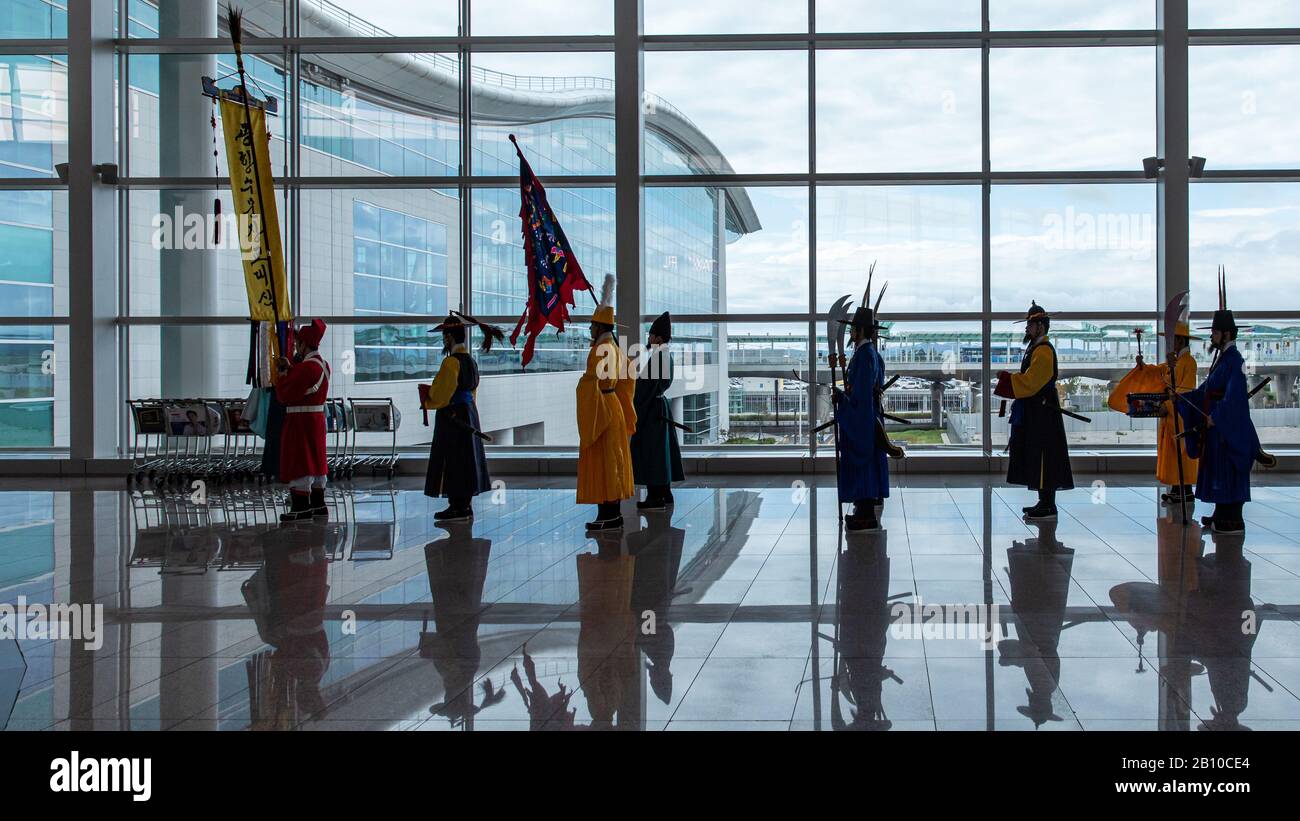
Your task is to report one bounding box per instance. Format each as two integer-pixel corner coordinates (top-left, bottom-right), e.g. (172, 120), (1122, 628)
(824, 295), (854, 520)
(814, 411), (910, 432)
(794, 370), (904, 416)
(446, 414), (493, 442)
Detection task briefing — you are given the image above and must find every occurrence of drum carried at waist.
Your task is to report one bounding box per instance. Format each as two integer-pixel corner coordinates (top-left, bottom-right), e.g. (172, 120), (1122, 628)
(1125, 392), (1166, 418)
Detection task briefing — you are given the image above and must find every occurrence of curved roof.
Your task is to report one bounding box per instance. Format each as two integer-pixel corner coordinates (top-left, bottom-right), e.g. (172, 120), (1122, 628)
(261, 1), (761, 234)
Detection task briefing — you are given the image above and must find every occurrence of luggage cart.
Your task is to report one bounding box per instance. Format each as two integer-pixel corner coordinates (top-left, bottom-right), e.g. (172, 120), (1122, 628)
(347, 398), (401, 479)
(324, 397), (353, 481)
(127, 399), (170, 487)
(217, 397), (265, 484)
(150, 399), (222, 489)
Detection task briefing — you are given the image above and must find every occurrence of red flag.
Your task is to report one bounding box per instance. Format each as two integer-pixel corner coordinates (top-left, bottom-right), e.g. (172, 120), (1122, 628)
(508, 135), (593, 368)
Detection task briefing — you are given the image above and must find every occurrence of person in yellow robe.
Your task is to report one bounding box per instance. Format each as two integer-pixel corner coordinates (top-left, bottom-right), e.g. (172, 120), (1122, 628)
(1109, 322), (1199, 505)
(1152, 323), (1200, 504)
(577, 274), (637, 531)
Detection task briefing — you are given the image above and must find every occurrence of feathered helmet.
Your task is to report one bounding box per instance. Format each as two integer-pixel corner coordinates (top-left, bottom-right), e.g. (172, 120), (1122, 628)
(592, 274), (616, 327)
(844, 261), (888, 337)
(1199, 266), (1248, 335)
(429, 310), (507, 352)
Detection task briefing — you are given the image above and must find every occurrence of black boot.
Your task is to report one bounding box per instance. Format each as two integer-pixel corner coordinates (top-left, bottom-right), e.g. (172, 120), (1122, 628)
(845, 500), (880, 532)
(1210, 502), (1245, 534)
(638, 486), (667, 511)
(1023, 489), (1057, 521)
(309, 487), (328, 519)
(435, 497), (473, 521)
(1160, 485), (1193, 505)
(280, 491), (312, 523)
(586, 502), (623, 531)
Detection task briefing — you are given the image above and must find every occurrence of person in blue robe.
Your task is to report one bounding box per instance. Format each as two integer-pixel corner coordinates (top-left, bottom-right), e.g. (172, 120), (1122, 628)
(1178, 305), (1260, 534)
(836, 296), (894, 531)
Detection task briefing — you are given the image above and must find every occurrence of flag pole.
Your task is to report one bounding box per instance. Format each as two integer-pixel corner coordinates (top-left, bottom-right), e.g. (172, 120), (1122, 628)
(226, 5), (282, 329)
(508, 133), (599, 312)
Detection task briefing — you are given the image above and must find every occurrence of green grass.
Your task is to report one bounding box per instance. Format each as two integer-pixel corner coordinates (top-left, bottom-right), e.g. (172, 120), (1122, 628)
(890, 429), (945, 445)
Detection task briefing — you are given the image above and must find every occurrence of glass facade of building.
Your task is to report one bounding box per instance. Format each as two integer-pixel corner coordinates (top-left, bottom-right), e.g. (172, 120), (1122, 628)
(3, 2), (1300, 454)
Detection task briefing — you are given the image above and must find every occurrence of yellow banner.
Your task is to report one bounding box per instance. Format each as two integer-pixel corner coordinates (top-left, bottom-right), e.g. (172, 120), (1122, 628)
(219, 98), (291, 323)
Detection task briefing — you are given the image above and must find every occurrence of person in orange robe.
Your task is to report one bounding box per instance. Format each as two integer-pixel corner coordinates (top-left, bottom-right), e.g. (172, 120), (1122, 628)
(576, 275), (637, 531)
(1152, 323), (1200, 505)
(1108, 322), (1200, 506)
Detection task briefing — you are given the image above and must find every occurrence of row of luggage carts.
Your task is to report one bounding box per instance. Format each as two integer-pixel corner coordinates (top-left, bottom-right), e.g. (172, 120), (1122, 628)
(126, 396), (402, 488)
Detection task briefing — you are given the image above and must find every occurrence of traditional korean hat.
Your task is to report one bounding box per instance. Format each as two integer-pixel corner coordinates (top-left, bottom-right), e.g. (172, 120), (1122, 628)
(1157, 321), (1200, 340)
(429, 310), (506, 352)
(649, 311), (672, 341)
(844, 261), (889, 336)
(296, 318), (326, 349)
(1015, 301), (1050, 324)
(592, 274), (616, 327)
(1198, 266), (1250, 334)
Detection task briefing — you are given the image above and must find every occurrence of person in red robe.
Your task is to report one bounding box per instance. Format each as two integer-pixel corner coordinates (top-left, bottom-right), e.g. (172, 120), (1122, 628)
(276, 319), (331, 522)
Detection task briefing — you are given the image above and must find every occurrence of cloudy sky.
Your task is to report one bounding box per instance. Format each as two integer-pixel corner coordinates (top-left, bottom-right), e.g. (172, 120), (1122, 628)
(310, 2), (1300, 316)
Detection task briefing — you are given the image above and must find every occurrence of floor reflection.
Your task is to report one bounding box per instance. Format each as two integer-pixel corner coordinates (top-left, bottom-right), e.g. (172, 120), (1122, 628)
(3, 477), (1300, 730)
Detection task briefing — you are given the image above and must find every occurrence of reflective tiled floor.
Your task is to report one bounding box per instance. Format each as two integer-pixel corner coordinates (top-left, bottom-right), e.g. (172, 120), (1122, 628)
(4, 475), (1300, 731)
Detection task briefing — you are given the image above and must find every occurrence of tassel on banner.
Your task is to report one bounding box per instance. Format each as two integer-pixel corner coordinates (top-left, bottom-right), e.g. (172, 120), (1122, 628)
(212, 103), (222, 245)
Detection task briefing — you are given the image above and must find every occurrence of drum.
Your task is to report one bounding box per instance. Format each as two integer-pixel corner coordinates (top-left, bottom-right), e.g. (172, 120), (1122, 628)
(1126, 392), (1166, 418)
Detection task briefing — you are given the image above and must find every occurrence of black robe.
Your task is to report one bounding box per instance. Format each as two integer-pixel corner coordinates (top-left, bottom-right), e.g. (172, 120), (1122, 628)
(630, 347), (685, 487)
(424, 352), (492, 500)
(1006, 340), (1074, 492)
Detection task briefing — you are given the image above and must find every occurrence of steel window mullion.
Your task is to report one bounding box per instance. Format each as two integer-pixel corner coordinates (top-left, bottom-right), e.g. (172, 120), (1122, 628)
(288, 6), (302, 320)
(807, 0), (817, 460)
(459, 0), (471, 313)
(981, 0), (993, 459)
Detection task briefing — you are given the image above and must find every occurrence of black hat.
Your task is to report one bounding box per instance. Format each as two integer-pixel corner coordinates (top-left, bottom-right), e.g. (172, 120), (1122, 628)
(429, 310), (507, 352)
(844, 261), (888, 335)
(649, 311), (672, 341)
(429, 313), (467, 333)
(1209, 309), (1238, 334)
(1016, 301), (1050, 324)
(1198, 266), (1250, 334)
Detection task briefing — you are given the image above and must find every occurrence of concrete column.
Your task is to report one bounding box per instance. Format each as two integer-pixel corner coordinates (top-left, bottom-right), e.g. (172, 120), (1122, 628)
(1272, 373), (1294, 408)
(158, 1), (222, 398)
(930, 380), (945, 428)
(1156, 0), (1190, 355)
(613, 1), (643, 351)
(67, 0), (118, 459)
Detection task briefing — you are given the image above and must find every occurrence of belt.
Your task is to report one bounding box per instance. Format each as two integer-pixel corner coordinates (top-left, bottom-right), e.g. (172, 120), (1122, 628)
(600, 388), (616, 394)
(286, 405), (325, 414)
